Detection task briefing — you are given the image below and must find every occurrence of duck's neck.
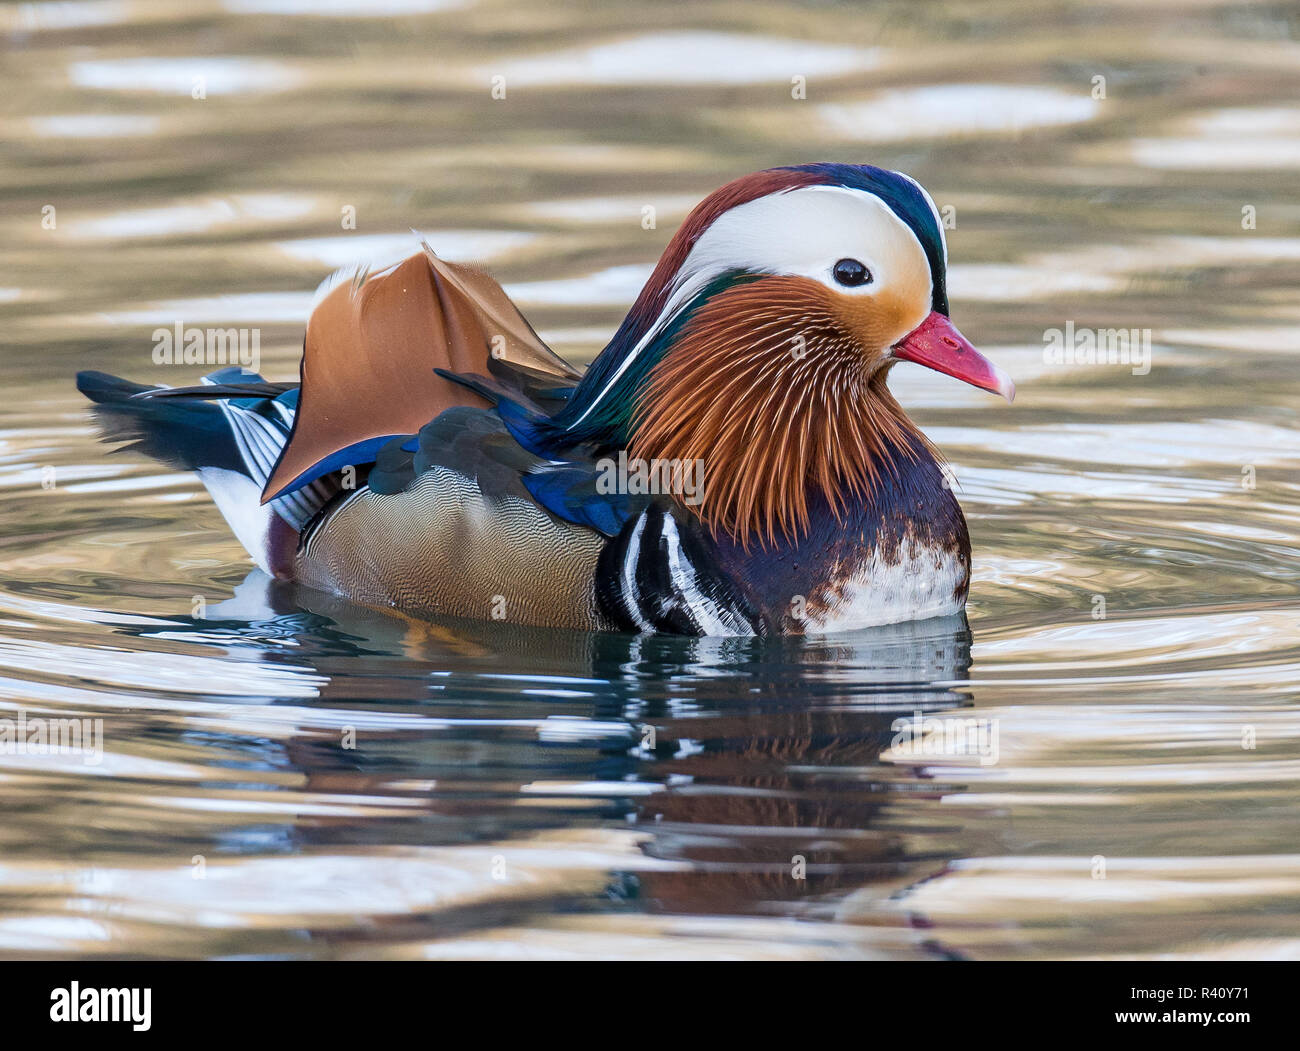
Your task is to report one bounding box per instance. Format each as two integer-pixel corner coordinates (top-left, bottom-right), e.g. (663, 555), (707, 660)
(627, 283), (934, 551)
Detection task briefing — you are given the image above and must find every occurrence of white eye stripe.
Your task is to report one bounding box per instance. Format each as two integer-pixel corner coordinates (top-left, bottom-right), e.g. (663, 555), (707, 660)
(572, 184), (932, 427)
(680, 185), (915, 292)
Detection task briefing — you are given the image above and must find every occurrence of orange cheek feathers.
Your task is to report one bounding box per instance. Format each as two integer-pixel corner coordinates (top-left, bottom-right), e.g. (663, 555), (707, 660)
(823, 270), (932, 358)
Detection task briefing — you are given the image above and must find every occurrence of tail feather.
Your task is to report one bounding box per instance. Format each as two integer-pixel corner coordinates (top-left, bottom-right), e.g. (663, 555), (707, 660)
(132, 380), (297, 401)
(76, 369), (333, 577)
(77, 370), (246, 475)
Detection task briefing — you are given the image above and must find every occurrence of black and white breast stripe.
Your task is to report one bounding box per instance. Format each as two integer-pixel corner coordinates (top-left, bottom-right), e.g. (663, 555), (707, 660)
(595, 506), (763, 636)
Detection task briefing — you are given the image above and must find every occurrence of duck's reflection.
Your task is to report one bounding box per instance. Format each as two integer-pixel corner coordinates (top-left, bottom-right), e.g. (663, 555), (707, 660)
(189, 571), (977, 927)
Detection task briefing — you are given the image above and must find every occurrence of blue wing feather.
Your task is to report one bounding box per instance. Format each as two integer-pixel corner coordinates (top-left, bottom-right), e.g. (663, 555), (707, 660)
(520, 464), (647, 537)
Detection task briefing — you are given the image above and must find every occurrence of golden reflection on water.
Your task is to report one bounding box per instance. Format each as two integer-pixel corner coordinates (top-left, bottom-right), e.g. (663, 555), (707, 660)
(0, 0), (1298, 959)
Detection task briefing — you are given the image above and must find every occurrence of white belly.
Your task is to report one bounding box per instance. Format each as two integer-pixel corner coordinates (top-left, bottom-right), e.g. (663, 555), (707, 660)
(804, 543), (967, 634)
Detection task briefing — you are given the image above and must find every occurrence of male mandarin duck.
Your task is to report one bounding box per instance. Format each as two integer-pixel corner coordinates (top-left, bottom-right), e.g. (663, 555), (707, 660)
(79, 163), (1014, 637)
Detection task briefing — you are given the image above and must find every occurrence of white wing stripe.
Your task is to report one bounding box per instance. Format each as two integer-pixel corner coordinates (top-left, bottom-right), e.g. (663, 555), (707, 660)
(216, 400), (330, 531)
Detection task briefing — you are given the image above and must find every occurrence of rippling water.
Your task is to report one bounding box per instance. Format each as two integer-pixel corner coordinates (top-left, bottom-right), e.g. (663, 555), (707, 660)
(1, 0), (1298, 959)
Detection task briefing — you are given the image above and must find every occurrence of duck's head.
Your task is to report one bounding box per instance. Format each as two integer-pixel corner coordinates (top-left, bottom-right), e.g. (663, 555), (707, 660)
(551, 163), (1014, 547)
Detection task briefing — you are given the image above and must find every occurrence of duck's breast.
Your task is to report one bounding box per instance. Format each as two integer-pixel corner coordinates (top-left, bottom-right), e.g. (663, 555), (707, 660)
(713, 446), (971, 633)
(801, 540), (969, 633)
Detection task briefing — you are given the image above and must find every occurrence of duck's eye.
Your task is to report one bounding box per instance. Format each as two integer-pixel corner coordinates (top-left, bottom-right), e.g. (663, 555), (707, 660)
(832, 258), (872, 287)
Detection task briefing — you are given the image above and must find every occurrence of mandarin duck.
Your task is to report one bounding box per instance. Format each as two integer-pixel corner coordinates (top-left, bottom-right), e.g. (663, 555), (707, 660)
(79, 163), (1014, 637)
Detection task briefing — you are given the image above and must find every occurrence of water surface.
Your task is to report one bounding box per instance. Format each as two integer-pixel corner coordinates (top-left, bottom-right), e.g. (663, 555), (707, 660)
(1, 0), (1298, 959)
